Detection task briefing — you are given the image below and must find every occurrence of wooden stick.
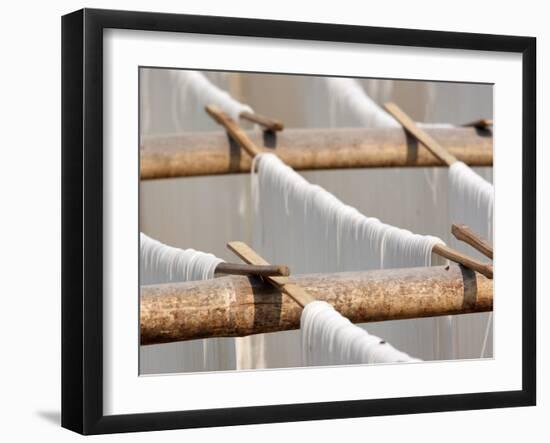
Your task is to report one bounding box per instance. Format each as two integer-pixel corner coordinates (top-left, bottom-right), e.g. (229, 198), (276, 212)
(140, 264), (493, 344)
(432, 243), (493, 279)
(384, 102), (458, 166)
(215, 262), (290, 277)
(140, 127), (492, 179)
(462, 118), (493, 129)
(205, 104), (265, 158)
(239, 110), (284, 132)
(227, 241), (315, 307)
(451, 223), (493, 259)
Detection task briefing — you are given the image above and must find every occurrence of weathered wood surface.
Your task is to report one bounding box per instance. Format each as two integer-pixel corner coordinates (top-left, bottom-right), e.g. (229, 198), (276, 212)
(452, 223), (494, 259)
(140, 264), (493, 345)
(227, 241), (316, 307)
(432, 243), (493, 279)
(205, 105), (266, 158)
(240, 110), (284, 131)
(384, 102), (458, 166)
(140, 127), (493, 180)
(215, 262), (290, 277)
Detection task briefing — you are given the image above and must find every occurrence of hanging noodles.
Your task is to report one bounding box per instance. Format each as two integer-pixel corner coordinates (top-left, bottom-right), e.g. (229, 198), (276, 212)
(323, 77), (453, 130)
(250, 153), (445, 365)
(247, 81), (484, 366)
(158, 70), (258, 372)
(324, 77), (400, 128)
(252, 153), (444, 275)
(139, 233), (232, 373)
(325, 78), (492, 360)
(140, 232), (223, 285)
(301, 301), (420, 366)
(449, 161), (494, 244)
(448, 161), (494, 358)
(171, 70), (252, 122)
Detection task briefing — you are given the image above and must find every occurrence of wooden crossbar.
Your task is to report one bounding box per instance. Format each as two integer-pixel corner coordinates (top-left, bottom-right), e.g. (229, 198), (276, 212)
(206, 104), (265, 158)
(227, 241), (315, 307)
(384, 102), (459, 166)
(240, 110), (284, 131)
(215, 262), (290, 277)
(463, 118), (493, 129)
(452, 223), (494, 259)
(432, 243), (493, 279)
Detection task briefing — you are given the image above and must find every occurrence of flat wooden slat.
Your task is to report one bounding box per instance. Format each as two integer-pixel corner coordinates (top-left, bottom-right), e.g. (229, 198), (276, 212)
(205, 104), (265, 158)
(239, 110), (284, 131)
(215, 262), (290, 277)
(432, 243), (493, 279)
(384, 102), (458, 166)
(451, 223), (494, 259)
(462, 118), (493, 129)
(227, 241), (315, 307)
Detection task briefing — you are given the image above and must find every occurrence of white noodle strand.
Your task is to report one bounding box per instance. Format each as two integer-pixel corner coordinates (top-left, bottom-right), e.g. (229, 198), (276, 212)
(252, 153), (444, 275)
(140, 232), (223, 285)
(301, 301), (420, 366)
(251, 153), (445, 364)
(172, 70), (253, 121)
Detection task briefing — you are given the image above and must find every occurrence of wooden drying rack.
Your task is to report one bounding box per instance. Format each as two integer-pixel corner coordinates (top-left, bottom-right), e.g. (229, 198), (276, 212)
(206, 104), (494, 281)
(139, 103), (494, 345)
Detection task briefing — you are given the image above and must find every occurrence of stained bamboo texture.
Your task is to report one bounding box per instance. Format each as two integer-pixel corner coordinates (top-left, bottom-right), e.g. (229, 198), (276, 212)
(141, 264), (493, 345)
(140, 127), (493, 179)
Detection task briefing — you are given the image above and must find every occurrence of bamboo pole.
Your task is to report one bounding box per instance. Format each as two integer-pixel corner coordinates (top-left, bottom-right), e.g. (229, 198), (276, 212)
(140, 264), (493, 345)
(140, 126), (492, 180)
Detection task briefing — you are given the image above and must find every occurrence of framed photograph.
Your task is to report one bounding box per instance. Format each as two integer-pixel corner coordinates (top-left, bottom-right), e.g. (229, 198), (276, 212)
(61, 8), (536, 434)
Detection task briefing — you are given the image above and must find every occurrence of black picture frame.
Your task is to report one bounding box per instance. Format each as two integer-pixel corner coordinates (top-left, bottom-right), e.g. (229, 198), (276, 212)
(61, 8), (536, 435)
